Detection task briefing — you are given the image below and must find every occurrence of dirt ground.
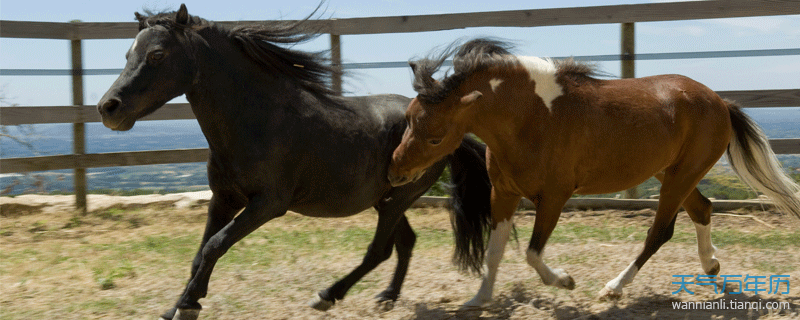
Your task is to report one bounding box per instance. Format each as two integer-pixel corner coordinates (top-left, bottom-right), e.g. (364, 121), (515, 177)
(1, 194), (799, 319)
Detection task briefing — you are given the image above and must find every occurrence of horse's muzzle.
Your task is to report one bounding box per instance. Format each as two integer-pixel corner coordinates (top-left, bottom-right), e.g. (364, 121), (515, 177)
(388, 173), (411, 187)
(387, 169), (426, 187)
(97, 97), (135, 131)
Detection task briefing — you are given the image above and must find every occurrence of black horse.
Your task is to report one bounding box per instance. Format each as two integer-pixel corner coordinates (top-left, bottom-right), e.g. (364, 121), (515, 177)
(97, 5), (492, 320)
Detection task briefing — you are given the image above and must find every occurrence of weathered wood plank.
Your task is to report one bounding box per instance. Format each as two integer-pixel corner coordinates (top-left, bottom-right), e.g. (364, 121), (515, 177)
(0, 140), (796, 175)
(73, 22), (138, 39)
(3, 0), (799, 39)
(3, 89), (796, 126)
(327, 0), (800, 35)
(771, 138), (800, 155)
(0, 20), (73, 39)
(0, 139), (796, 174)
(0, 103), (195, 125)
(717, 89), (800, 109)
(1, 106), (81, 125)
(0, 148), (209, 173)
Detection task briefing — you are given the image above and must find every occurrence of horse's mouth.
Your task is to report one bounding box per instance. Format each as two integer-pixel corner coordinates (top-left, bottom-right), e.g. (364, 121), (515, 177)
(103, 116), (136, 131)
(388, 169), (427, 187)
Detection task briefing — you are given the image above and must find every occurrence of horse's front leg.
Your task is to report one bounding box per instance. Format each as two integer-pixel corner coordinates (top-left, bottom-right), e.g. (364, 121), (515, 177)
(525, 191), (575, 290)
(164, 193), (289, 320)
(160, 193), (244, 320)
(462, 189), (520, 308)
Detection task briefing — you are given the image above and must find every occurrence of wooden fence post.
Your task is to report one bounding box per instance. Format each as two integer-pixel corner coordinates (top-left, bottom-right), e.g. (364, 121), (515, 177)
(71, 36), (87, 213)
(621, 22), (639, 199)
(330, 34), (342, 96)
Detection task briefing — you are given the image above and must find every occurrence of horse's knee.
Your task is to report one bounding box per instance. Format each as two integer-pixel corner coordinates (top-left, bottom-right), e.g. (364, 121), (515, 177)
(684, 190), (712, 225)
(364, 243), (394, 264)
(646, 217), (677, 247)
(395, 229), (416, 256)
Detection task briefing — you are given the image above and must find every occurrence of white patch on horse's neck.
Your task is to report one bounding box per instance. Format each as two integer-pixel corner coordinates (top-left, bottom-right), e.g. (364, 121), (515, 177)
(517, 56), (562, 112)
(489, 78), (504, 93)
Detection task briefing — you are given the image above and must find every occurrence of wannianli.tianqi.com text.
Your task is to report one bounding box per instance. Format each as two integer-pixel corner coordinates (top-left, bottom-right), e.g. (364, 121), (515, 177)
(672, 299), (791, 311)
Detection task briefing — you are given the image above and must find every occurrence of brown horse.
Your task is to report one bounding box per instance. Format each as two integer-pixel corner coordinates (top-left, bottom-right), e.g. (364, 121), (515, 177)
(388, 38), (800, 306)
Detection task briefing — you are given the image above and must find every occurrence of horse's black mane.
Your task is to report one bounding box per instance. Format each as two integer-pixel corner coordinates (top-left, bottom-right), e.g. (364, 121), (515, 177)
(135, 8), (341, 101)
(411, 38), (602, 105)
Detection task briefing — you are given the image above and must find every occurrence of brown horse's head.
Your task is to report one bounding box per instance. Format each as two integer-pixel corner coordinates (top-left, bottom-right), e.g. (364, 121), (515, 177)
(97, 4), (199, 131)
(388, 89), (482, 187)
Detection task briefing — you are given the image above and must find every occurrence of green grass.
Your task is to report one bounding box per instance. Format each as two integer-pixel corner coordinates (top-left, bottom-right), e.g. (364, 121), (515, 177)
(2, 212), (797, 319)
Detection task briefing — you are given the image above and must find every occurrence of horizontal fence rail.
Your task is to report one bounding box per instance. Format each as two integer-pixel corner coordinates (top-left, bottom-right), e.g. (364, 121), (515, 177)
(2, 0), (799, 39)
(4, 89), (799, 126)
(4, 48), (800, 76)
(1, 0), (799, 212)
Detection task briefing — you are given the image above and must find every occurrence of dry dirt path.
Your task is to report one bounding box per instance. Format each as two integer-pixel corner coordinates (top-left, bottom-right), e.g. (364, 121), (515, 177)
(1, 194), (799, 319)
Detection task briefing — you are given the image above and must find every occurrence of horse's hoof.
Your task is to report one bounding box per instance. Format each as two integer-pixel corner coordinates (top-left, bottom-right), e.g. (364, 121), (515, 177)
(705, 259), (720, 276)
(173, 309), (201, 320)
(559, 275), (576, 290)
(461, 296), (491, 309)
(597, 286), (623, 301)
(551, 269), (576, 290)
(160, 308), (176, 320)
(376, 299), (395, 312)
(308, 293), (335, 311)
(374, 291), (397, 312)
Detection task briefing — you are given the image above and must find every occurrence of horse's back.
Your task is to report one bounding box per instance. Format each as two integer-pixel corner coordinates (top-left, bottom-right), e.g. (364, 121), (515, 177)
(567, 74), (731, 194)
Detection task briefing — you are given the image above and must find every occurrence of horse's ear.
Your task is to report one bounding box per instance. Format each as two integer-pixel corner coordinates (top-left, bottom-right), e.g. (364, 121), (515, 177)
(134, 12), (147, 30)
(460, 91), (483, 106)
(409, 61), (418, 74)
(176, 3), (190, 25)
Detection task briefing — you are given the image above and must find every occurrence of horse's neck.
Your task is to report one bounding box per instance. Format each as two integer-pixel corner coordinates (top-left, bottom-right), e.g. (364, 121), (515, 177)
(185, 33), (294, 151)
(469, 91), (546, 155)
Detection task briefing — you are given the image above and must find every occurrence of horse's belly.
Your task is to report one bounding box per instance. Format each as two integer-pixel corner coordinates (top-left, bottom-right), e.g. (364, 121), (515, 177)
(288, 180), (388, 218)
(574, 174), (652, 195)
(290, 203), (372, 218)
(573, 153), (670, 195)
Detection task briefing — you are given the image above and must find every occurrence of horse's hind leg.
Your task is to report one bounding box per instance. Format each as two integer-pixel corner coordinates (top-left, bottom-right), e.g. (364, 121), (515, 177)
(374, 215), (416, 309)
(687, 193), (720, 275)
(599, 164), (714, 300)
(309, 206), (406, 311)
(654, 172), (720, 276)
(310, 161), (447, 311)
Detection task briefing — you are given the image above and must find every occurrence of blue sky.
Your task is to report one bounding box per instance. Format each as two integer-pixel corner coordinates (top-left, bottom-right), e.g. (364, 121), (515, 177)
(1, 0), (798, 108)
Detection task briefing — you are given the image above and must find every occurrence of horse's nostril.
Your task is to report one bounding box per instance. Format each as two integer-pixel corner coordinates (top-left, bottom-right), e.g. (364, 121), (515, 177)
(100, 99), (121, 115)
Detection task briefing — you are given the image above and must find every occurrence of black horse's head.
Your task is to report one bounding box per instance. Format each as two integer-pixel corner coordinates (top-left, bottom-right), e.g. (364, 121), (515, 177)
(97, 4), (199, 131)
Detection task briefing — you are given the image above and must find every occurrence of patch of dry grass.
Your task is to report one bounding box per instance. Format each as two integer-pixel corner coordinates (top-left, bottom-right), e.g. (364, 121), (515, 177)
(1, 205), (799, 319)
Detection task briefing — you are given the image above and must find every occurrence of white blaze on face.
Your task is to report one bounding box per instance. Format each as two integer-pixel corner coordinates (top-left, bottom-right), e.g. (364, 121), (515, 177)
(517, 56), (562, 112)
(128, 29), (148, 57)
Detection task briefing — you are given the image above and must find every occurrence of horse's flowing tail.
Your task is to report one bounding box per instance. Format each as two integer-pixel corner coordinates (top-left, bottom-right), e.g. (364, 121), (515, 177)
(447, 136), (493, 274)
(726, 100), (800, 218)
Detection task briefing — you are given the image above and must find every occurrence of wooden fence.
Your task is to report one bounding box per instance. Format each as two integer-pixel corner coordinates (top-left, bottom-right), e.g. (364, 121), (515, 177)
(2, 0), (800, 212)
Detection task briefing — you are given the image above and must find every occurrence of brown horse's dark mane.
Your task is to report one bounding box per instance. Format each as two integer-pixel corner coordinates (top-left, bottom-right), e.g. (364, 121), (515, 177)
(411, 38), (603, 105)
(135, 8), (340, 101)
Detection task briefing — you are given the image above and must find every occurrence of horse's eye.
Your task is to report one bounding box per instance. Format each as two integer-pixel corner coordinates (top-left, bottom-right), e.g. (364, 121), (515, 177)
(428, 138), (443, 146)
(149, 51), (165, 61)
